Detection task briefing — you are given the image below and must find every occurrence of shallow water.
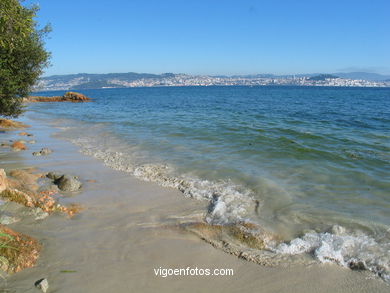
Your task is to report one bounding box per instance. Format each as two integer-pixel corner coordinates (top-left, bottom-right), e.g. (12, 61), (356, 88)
(28, 86), (390, 280)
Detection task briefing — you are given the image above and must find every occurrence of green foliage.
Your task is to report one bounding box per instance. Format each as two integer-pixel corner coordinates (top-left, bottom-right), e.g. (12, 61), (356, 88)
(0, 231), (15, 272)
(0, 0), (50, 117)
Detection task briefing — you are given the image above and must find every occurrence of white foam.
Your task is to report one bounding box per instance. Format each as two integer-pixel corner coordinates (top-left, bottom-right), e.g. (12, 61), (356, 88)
(70, 136), (255, 224)
(271, 226), (390, 282)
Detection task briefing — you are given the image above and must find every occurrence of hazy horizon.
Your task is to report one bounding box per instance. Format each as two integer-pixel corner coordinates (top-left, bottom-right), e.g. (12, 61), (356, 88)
(41, 68), (390, 78)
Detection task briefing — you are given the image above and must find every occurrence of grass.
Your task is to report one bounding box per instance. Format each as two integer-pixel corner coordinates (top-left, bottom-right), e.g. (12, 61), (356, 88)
(0, 225), (41, 273)
(0, 232), (15, 273)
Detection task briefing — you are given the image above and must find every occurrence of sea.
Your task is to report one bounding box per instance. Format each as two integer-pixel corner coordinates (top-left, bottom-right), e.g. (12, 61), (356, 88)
(28, 85), (390, 281)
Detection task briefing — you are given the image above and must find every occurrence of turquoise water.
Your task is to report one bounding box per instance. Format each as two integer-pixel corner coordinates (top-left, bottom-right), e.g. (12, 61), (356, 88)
(29, 86), (390, 279)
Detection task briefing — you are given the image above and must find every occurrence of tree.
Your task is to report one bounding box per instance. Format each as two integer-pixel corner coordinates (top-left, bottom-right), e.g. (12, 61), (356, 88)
(0, 0), (50, 117)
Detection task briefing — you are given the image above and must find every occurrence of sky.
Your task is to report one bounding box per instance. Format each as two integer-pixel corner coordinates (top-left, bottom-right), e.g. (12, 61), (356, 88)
(26, 0), (390, 76)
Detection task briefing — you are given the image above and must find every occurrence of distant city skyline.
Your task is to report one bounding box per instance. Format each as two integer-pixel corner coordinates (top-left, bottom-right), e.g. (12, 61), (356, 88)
(26, 0), (390, 76)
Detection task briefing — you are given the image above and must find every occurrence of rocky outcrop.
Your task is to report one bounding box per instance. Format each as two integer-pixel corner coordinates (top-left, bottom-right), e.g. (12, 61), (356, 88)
(63, 91), (90, 101)
(8, 169), (42, 191)
(0, 119), (28, 129)
(0, 169), (82, 216)
(26, 91), (91, 103)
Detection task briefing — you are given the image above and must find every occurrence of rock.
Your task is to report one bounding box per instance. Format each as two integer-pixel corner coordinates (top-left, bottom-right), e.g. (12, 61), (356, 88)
(11, 141), (26, 151)
(27, 91), (91, 103)
(34, 278), (49, 293)
(348, 260), (366, 271)
(0, 215), (20, 225)
(39, 182), (59, 192)
(0, 188), (36, 207)
(0, 119), (28, 129)
(55, 175), (82, 192)
(32, 148), (52, 156)
(18, 132), (29, 136)
(63, 91), (90, 102)
(8, 169), (41, 191)
(0, 169), (8, 192)
(28, 140), (36, 144)
(46, 172), (62, 181)
(30, 207), (49, 220)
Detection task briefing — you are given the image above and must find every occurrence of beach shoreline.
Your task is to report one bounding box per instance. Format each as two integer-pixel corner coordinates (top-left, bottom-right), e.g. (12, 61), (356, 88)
(0, 113), (388, 292)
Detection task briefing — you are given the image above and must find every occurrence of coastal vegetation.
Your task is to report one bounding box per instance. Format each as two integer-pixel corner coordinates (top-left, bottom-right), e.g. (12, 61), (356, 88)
(0, 0), (50, 118)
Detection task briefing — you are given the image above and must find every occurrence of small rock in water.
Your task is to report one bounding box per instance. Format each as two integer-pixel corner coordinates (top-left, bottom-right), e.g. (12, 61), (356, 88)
(348, 260), (366, 271)
(31, 207), (49, 220)
(34, 278), (49, 293)
(11, 141), (26, 151)
(28, 140), (36, 144)
(0, 215), (20, 225)
(32, 148), (52, 156)
(55, 175), (82, 192)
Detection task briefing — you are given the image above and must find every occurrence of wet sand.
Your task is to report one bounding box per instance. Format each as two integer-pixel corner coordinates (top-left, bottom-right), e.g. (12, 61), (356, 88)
(1, 116), (388, 292)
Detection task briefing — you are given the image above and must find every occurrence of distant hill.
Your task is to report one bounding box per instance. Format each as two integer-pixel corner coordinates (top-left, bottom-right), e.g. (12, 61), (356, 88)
(36, 72), (178, 91)
(34, 71), (389, 91)
(309, 74), (339, 81)
(333, 72), (390, 81)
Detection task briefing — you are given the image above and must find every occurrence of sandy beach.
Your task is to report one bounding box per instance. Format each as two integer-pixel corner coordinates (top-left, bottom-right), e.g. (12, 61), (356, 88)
(0, 114), (388, 293)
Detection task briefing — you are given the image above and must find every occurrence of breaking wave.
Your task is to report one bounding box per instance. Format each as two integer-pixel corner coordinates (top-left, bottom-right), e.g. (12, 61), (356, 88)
(70, 136), (255, 225)
(60, 129), (389, 283)
(270, 225), (390, 282)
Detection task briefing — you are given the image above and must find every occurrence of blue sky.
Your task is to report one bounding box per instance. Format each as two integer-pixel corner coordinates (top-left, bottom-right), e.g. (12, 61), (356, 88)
(27, 0), (390, 76)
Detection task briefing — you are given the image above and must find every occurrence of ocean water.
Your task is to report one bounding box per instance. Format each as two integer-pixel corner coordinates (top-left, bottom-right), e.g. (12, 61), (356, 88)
(29, 86), (390, 281)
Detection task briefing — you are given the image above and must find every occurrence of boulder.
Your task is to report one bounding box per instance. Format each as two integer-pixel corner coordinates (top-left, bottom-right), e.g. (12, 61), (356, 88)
(11, 141), (26, 151)
(55, 175), (82, 192)
(46, 172), (62, 181)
